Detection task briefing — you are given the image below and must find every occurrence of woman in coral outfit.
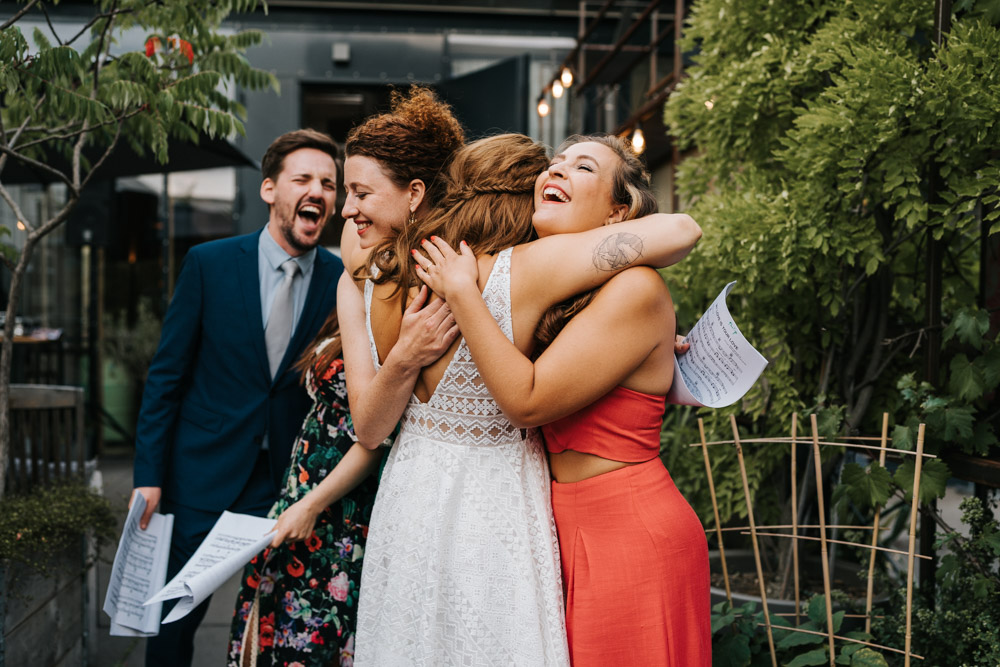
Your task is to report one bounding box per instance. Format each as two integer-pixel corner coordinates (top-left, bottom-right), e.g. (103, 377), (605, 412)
(413, 134), (712, 666)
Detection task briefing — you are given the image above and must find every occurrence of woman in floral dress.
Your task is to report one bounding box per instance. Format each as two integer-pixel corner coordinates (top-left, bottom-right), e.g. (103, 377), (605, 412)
(227, 287), (454, 667)
(226, 315), (378, 667)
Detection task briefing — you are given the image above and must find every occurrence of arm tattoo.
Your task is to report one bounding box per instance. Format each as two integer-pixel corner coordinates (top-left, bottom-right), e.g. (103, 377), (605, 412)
(592, 232), (643, 271)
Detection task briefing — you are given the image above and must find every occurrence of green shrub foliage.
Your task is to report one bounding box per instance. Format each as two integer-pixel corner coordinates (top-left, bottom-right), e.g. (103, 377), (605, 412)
(662, 0), (1000, 527)
(0, 481), (116, 573)
(872, 496), (1000, 665)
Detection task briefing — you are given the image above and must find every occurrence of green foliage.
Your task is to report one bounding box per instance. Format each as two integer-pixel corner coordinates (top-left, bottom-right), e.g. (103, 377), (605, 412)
(0, 481), (117, 573)
(838, 461), (894, 510)
(873, 496), (1000, 665)
(0, 0), (279, 498)
(103, 296), (163, 385)
(663, 0), (1000, 476)
(710, 597), (887, 667)
(1, 0), (278, 198)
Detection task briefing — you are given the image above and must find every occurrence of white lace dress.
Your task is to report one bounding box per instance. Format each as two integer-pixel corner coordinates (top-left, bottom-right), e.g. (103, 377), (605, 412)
(355, 248), (570, 666)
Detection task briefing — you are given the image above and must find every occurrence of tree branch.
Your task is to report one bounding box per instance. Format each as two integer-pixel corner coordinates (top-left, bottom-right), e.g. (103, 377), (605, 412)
(69, 4), (118, 190)
(64, 6), (135, 46)
(0, 145), (76, 192)
(31, 189), (82, 241)
(15, 107), (145, 152)
(0, 93), (46, 178)
(40, 2), (65, 47)
(0, 182), (32, 234)
(0, 0), (41, 31)
(76, 122), (123, 196)
(91, 1), (118, 100)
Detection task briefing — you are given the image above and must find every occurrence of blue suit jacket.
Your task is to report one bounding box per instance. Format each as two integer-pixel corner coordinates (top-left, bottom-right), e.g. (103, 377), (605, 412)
(133, 229), (343, 512)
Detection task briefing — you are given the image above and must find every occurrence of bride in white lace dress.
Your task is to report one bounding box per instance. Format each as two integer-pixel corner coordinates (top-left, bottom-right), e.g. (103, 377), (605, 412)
(341, 136), (568, 666)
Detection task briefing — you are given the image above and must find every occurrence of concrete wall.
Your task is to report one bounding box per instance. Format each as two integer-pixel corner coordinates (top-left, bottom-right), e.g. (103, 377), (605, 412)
(0, 537), (98, 667)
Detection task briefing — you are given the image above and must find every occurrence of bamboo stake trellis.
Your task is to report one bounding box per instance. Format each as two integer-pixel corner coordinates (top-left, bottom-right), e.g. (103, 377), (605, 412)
(790, 412), (801, 627)
(694, 413), (930, 665)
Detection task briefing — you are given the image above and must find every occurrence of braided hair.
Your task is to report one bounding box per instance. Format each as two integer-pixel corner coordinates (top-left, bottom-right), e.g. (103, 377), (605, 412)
(380, 133), (549, 298)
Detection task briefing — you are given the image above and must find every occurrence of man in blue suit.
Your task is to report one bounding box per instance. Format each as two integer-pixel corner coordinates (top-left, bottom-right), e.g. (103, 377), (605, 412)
(131, 129), (343, 667)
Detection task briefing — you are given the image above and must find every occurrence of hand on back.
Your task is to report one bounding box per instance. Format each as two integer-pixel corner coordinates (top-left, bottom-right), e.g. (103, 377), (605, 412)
(412, 236), (479, 301)
(396, 284), (460, 367)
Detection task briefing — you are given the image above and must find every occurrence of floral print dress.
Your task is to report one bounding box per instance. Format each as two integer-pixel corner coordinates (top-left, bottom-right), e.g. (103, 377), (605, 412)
(228, 342), (381, 667)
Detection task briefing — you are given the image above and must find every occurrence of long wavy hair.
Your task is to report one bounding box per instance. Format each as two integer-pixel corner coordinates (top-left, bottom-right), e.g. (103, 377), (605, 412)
(533, 133), (658, 353)
(376, 133), (549, 299)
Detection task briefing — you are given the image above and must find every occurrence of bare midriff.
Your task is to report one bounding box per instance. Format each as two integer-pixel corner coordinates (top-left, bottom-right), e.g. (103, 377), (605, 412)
(548, 449), (656, 484)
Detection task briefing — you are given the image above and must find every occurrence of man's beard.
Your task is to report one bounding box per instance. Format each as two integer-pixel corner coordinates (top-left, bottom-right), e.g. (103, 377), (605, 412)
(276, 200), (325, 253)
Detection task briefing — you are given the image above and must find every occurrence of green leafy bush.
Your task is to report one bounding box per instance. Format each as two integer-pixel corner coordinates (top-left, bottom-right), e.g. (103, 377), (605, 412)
(661, 0), (1000, 540)
(872, 497), (1000, 666)
(0, 481), (117, 573)
(711, 595), (888, 667)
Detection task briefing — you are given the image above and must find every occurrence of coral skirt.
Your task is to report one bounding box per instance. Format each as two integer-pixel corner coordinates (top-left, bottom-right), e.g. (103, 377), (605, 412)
(551, 457), (711, 666)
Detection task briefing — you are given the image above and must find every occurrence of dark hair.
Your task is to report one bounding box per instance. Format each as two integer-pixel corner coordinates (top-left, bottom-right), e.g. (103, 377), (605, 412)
(261, 129), (340, 182)
(377, 134), (548, 297)
(292, 308), (342, 382)
(534, 133), (658, 353)
(346, 85), (465, 209)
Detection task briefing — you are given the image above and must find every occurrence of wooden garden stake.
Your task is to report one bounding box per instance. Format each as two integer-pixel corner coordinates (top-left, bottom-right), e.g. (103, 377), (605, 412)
(699, 418), (731, 603)
(809, 414), (836, 667)
(904, 423), (926, 667)
(790, 412), (801, 626)
(865, 413), (890, 635)
(730, 414), (777, 667)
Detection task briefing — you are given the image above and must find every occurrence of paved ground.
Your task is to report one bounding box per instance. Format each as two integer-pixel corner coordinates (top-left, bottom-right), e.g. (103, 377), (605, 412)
(94, 451), (242, 667)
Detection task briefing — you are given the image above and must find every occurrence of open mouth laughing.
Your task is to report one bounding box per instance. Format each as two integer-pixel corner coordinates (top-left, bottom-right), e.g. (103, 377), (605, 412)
(541, 185), (570, 203)
(297, 201), (324, 224)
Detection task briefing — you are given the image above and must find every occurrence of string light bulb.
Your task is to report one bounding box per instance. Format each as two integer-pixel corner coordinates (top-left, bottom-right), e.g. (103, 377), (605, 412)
(560, 67), (574, 88)
(552, 80), (564, 98)
(537, 97), (550, 117)
(631, 128), (646, 154)
(16, 220), (26, 230)
(704, 99), (715, 110)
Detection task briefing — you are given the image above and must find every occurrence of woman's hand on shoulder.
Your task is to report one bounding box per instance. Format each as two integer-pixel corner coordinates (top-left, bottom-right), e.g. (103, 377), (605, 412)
(269, 495), (321, 547)
(394, 285), (460, 368)
(412, 236), (479, 301)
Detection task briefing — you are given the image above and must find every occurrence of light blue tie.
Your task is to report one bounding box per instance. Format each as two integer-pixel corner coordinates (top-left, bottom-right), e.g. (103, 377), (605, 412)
(265, 259), (299, 378)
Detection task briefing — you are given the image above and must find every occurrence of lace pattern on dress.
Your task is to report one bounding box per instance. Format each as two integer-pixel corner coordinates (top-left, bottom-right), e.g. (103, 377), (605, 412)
(399, 248), (521, 447)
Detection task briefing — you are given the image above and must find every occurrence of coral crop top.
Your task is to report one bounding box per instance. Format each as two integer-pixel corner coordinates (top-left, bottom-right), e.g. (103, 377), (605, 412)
(541, 385), (666, 462)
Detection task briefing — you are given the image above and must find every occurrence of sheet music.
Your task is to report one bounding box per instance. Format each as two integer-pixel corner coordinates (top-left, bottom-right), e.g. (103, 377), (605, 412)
(145, 511), (276, 624)
(667, 281), (768, 408)
(102, 493), (173, 636)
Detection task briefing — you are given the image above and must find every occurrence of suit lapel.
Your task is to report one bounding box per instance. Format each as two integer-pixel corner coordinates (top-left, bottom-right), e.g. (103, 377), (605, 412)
(237, 231), (270, 381)
(274, 249), (339, 384)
